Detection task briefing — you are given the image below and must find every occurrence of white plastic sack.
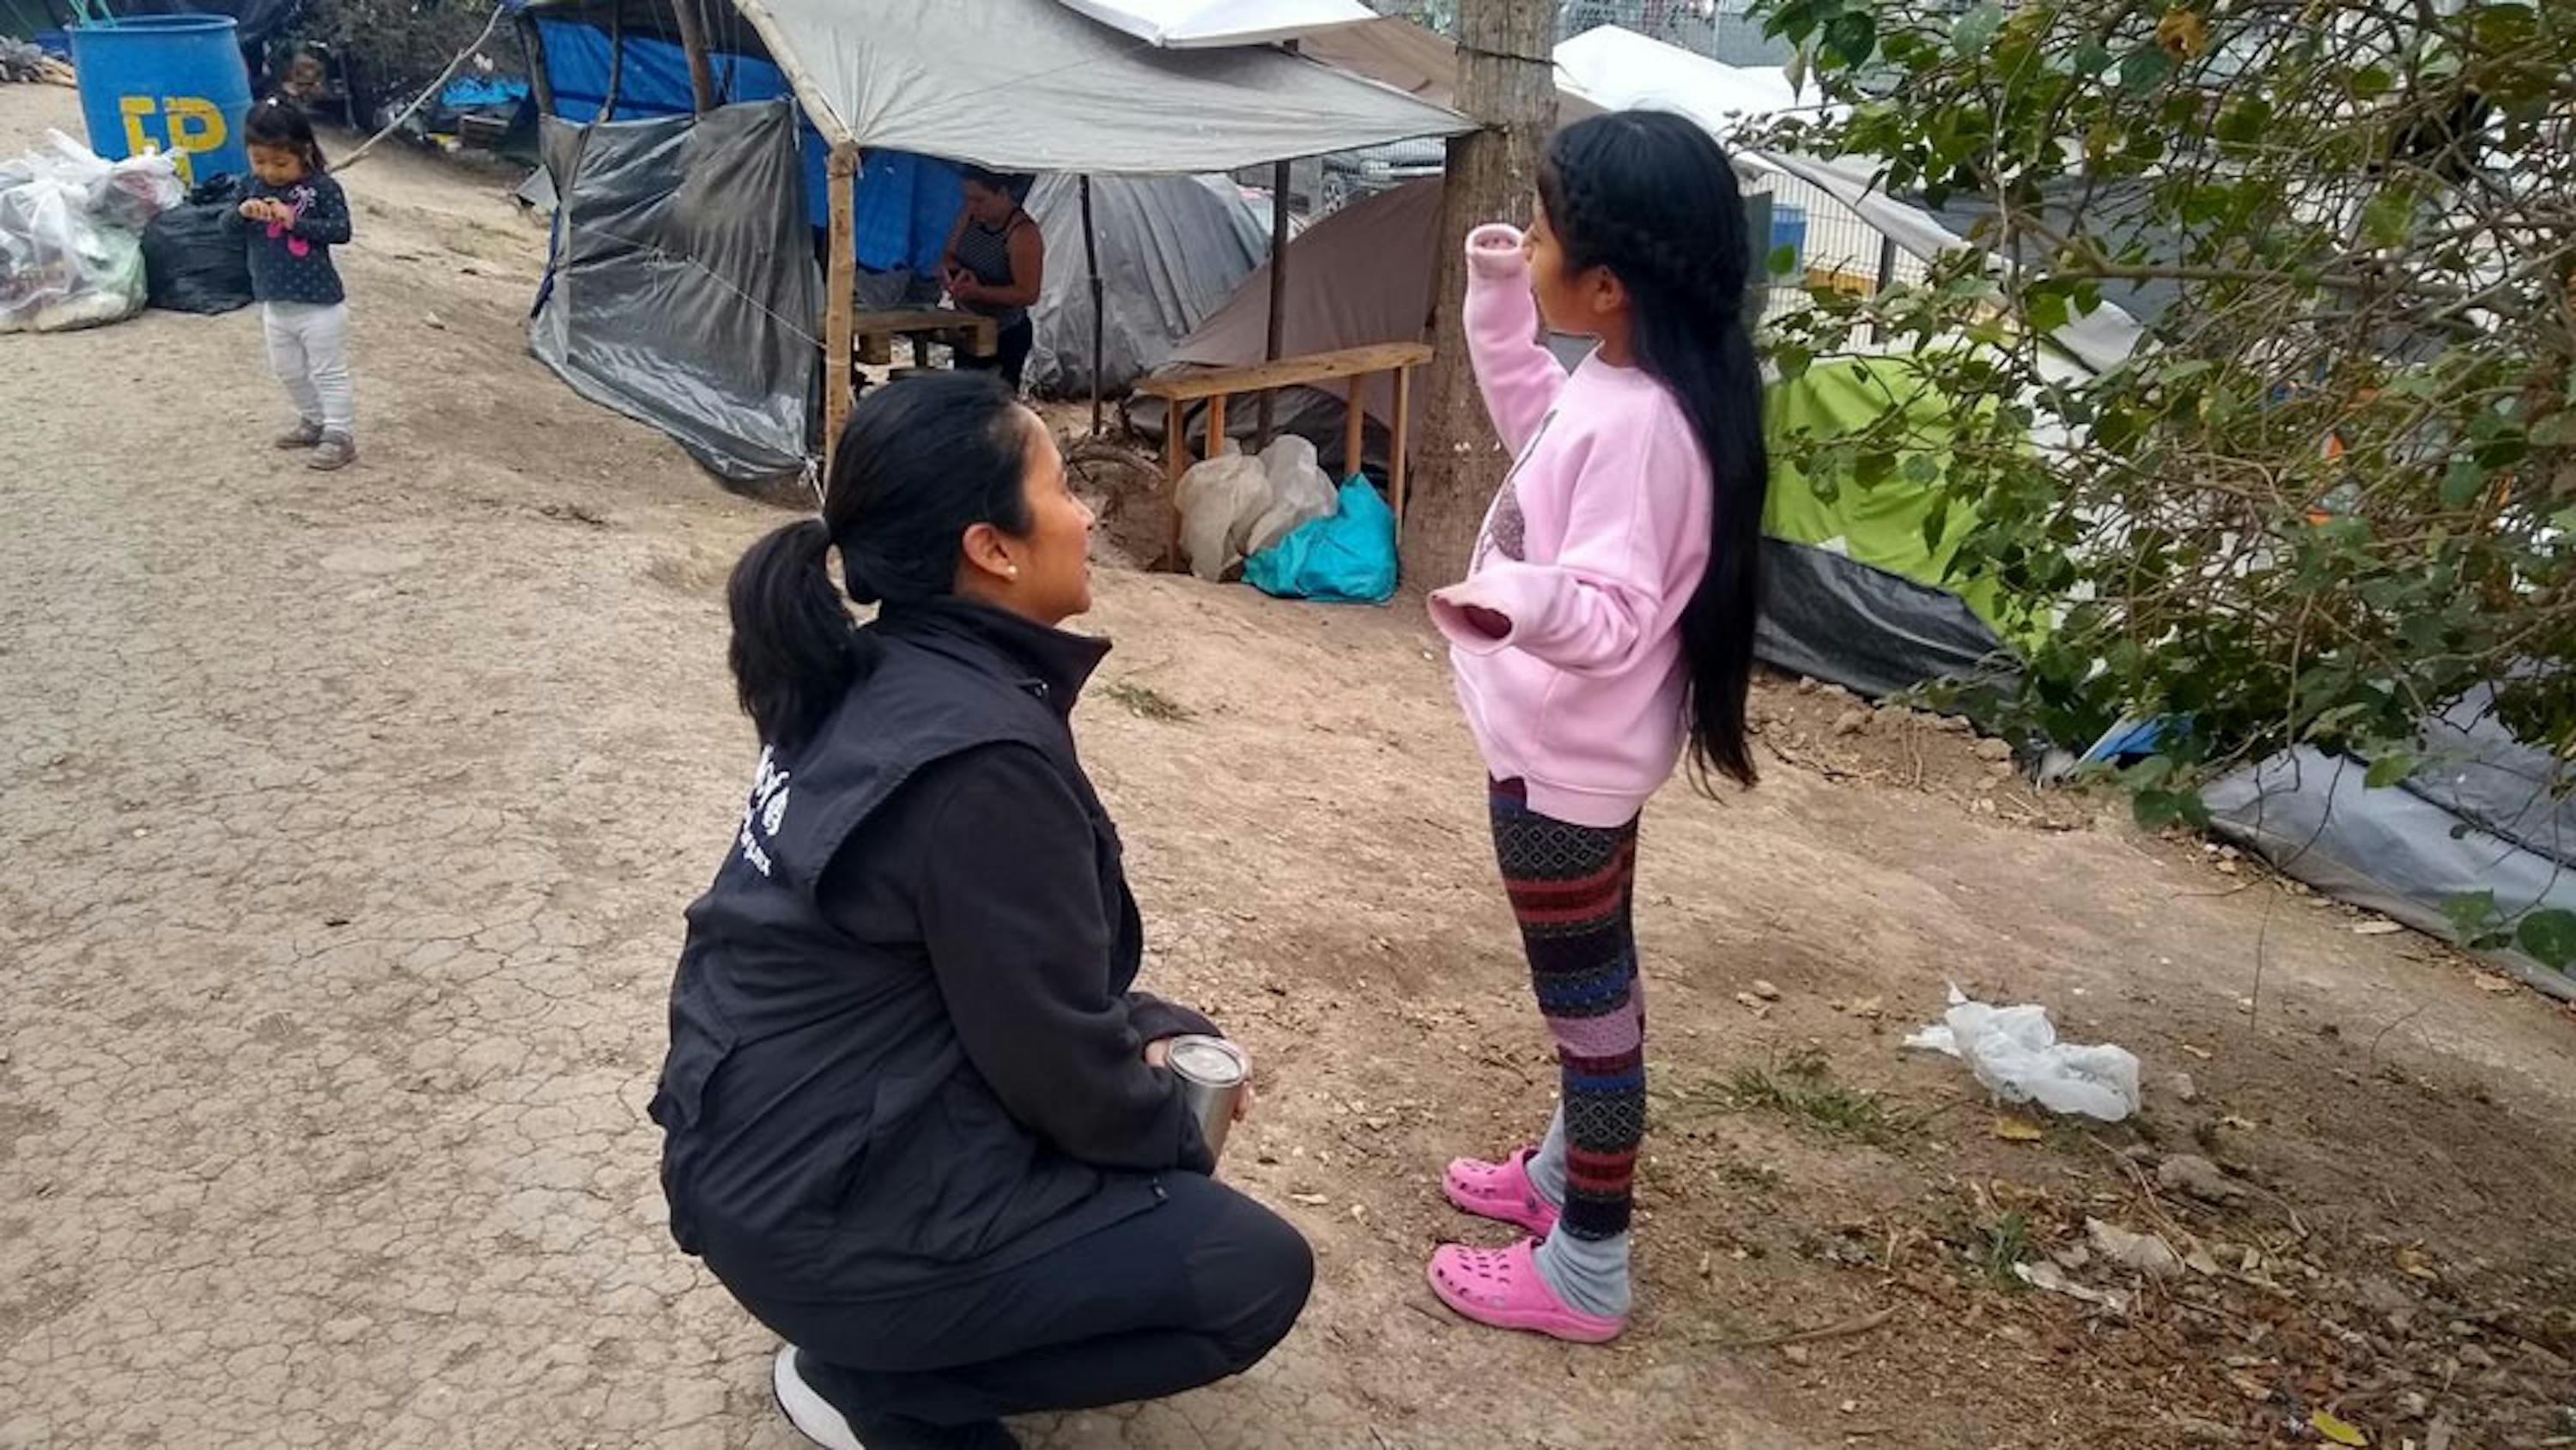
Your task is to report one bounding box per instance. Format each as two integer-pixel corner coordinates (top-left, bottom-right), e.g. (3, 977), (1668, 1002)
(1904, 984), (2142, 1120)
(89, 149), (185, 233)
(0, 133), (174, 335)
(1243, 435), (1338, 558)
(0, 180), (149, 334)
(1175, 442), (1273, 582)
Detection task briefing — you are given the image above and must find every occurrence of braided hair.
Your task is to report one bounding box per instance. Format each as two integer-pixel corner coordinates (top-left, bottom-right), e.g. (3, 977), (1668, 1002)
(1539, 109), (1769, 789)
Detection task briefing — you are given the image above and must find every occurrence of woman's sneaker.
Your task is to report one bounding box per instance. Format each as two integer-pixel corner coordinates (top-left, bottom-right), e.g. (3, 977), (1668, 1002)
(771, 1345), (1019, 1449)
(773, 1346), (867, 1450)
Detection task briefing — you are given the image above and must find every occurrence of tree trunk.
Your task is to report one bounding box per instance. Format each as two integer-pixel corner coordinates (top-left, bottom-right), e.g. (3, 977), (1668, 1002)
(1401, 0), (1558, 589)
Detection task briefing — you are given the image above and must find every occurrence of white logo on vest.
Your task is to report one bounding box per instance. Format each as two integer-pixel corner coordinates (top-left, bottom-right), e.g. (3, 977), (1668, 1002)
(737, 745), (792, 877)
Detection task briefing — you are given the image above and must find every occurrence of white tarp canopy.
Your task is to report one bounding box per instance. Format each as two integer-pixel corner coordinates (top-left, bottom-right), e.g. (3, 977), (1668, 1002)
(738, 0), (1471, 173)
(1552, 24), (1831, 130)
(1050, 0), (1375, 48)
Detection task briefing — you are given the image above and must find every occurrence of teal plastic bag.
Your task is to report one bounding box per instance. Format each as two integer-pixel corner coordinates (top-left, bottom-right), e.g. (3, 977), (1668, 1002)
(1243, 477), (1399, 604)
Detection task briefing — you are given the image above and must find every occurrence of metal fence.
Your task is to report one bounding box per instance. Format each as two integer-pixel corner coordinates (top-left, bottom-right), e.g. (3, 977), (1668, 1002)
(1364, 0), (1793, 65)
(1741, 167), (1929, 321)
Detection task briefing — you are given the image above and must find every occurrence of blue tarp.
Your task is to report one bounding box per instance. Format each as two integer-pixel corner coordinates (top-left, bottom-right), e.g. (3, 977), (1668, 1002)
(527, 17), (957, 270)
(438, 74), (531, 111)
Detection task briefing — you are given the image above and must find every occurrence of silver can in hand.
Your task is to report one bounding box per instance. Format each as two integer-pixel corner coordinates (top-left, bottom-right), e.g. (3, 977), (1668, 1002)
(1165, 1034), (1247, 1164)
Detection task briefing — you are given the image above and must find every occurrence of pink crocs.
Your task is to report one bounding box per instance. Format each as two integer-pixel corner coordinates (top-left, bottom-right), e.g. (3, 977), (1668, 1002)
(1426, 1238), (1625, 1344)
(1442, 1147), (1561, 1237)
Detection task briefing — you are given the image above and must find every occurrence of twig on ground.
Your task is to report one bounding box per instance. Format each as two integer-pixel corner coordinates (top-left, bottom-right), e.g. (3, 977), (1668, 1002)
(1707, 1307), (1897, 1350)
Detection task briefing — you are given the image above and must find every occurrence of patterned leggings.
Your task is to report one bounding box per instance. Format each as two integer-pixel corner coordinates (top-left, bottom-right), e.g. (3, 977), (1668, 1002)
(1489, 780), (1643, 1241)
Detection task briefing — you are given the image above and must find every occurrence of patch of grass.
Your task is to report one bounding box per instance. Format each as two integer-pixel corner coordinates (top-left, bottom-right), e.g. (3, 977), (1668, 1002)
(1101, 681), (1194, 723)
(1716, 1158), (1785, 1192)
(1978, 1210), (2033, 1290)
(1716, 1049), (1904, 1144)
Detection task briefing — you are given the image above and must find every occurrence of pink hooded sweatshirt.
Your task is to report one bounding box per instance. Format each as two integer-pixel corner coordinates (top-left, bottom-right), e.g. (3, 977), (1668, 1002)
(1427, 223), (1714, 829)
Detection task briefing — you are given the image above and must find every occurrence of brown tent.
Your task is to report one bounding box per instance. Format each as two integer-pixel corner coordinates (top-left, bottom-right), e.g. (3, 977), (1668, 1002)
(1163, 176), (1444, 430)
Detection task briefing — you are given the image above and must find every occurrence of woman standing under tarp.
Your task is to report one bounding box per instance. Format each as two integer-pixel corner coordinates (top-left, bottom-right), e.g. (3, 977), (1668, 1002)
(941, 167), (1044, 391)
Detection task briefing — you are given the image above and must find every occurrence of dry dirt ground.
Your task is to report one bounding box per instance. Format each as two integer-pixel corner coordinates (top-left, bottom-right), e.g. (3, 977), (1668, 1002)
(4, 82), (2574, 1450)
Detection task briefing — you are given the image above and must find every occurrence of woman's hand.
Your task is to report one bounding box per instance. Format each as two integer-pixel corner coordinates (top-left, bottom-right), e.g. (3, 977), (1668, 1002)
(1143, 1037), (1255, 1122)
(1456, 604), (1512, 640)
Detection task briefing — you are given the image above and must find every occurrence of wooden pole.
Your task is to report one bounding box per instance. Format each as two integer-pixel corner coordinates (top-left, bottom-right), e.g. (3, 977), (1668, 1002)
(1255, 156), (1292, 449)
(823, 144), (860, 481)
(1344, 373), (1366, 482)
(1390, 363), (1413, 525)
(1081, 176), (1104, 437)
(671, 0), (718, 112)
(517, 15), (556, 118)
(598, 7), (627, 121)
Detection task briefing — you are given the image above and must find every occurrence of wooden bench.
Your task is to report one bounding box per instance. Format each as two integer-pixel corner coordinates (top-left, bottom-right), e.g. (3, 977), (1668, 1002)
(1133, 342), (1432, 531)
(854, 307), (998, 367)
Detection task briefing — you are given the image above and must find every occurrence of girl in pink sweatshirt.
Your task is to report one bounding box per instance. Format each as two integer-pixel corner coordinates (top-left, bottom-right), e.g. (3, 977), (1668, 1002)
(1424, 110), (1769, 1344)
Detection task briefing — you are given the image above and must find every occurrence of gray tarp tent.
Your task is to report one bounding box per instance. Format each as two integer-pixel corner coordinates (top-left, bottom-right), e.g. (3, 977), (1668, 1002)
(2206, 684), (2576, 1000)
(534, 102), (821, 483)
(522, 0), (1471, 479)
(1024, 173), (1269, 400)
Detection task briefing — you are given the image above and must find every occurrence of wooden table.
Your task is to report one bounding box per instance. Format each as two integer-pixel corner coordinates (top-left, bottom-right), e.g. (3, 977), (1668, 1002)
(1132, 342), (1433, 532)
(854, 307), (998, 367)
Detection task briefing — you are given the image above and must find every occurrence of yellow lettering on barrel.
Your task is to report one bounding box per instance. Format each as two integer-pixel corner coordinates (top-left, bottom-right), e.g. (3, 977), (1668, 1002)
(166, 97), (226, 152)
(118, 94), (159, 156)
(115, 94), (196, 184)
(163, 96), (227, 186)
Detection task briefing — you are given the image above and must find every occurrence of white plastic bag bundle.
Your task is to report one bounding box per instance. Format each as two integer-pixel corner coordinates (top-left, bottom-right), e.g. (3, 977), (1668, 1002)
(0, 132), (174, 334)
(1175, 442), (1272, 582)
(1904, 984), (2142, 1120)
(0, 180), (148, 333)
(1243, 435), (1338, 558)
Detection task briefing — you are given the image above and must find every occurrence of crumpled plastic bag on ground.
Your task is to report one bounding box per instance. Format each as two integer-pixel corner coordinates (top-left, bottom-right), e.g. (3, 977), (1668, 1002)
(1176, 442), (1273, 582)
(1244, 476), (1399, 604)
(1243, 435), (1338, 558)
(1904, 984), (2142, 1120)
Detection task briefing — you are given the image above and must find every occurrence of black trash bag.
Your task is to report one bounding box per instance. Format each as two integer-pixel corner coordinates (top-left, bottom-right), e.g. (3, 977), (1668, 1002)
(143, 175), (255, 315)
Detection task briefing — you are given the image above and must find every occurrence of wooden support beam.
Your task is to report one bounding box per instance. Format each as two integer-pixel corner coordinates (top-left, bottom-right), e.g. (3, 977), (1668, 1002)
(823, 144), (859, 482)
(671, 0), (718, 112)
(1344, 373), (1366, 483)
(1131, 343), (1431, 402)
(1255, 155), (1293, 449)
(598, 7), (626, 121)
(517, 16), (556, 118)
(1390, 363), (1414, 525)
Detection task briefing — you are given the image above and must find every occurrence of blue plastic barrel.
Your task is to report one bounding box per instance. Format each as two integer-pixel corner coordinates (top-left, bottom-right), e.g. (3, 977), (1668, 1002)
(70, 15), (254, 189)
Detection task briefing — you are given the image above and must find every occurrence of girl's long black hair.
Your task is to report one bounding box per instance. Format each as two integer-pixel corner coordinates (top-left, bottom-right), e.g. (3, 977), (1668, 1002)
(726, 372), (1034, 747)
(244, 100), (327, 175)
(1539, 109), (1769, 788)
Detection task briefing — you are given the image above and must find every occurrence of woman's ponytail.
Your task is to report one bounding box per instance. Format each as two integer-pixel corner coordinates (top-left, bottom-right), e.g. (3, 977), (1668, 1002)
(720, 370), (1034, 749)
(726, 517), (860, 748)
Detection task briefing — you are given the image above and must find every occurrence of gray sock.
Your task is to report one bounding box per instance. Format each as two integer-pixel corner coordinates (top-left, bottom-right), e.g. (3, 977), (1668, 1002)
(1535, 1229), (1631, 1319)
(1528, 1103), (1568, 1207)
(1524, 1106), (1631, 1317)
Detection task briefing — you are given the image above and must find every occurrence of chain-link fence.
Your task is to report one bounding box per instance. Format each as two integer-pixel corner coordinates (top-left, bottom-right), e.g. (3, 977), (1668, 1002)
(1742, 168), (1928, 322)
(1364, 0), (1791, 65)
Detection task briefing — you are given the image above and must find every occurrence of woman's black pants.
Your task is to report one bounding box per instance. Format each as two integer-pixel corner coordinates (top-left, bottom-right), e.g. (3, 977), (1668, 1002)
(738, 1172), (1313, 1434)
